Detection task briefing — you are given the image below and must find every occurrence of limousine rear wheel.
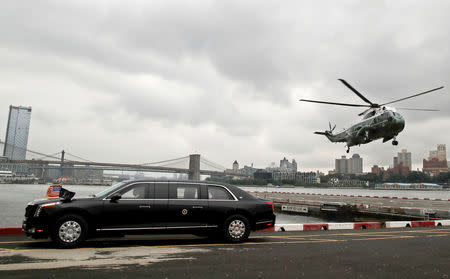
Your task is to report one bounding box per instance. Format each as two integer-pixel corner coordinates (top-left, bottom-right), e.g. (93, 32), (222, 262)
(51, 214), (88, 248)
(223, 214), (250, 243)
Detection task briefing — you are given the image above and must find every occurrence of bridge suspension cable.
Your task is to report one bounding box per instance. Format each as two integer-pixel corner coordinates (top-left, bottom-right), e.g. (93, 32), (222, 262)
(201, 161), (225, 171)
(35, 151), (63, 161)
(141, 156), (190, 166)
(64, 152), (93, 163)
(200, 157), (227, 171)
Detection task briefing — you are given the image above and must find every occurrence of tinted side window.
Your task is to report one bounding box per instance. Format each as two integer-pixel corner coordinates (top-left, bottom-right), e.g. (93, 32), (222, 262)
(169, 184), (200, 199)
(119, 183), (148, 199)
(155, 183), (168, 199)
(208, 186), (234, 200)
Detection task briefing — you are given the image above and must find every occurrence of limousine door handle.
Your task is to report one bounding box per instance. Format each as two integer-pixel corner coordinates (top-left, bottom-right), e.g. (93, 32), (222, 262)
(192, 205), (203, 209)
(138, 205), (151, 209)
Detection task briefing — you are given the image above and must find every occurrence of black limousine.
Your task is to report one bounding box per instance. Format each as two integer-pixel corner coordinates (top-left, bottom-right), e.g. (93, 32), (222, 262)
(23, 180), (275, 247)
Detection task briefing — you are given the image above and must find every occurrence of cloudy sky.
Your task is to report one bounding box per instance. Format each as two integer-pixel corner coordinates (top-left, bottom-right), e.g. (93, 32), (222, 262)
(0, 0), (449, 172)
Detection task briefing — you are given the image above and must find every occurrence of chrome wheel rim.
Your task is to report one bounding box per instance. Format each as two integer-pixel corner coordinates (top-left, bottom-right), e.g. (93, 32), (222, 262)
(58, 220), (81, 243)
(228, 220), (246, 239)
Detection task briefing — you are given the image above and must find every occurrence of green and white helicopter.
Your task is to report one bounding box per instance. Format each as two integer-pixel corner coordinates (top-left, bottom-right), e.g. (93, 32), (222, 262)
(300, 79), (444, 153)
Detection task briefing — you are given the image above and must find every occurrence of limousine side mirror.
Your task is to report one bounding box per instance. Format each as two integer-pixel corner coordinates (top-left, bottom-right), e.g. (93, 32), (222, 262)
(110, 195), (121, 203)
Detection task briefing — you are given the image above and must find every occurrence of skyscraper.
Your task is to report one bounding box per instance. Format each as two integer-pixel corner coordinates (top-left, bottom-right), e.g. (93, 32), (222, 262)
(437, 144), (446, 162)
(350, 154), (363, 174)
(397, 149), (412, 170)
(335, 154), (363, 174)
(3, 106), (32, 160)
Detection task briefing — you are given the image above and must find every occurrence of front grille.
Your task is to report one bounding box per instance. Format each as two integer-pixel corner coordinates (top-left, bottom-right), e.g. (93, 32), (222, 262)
(25, 205), (37, 217)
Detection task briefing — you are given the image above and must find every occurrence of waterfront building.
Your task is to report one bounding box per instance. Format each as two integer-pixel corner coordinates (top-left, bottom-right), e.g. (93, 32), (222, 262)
(335, 156), (348, 174)
(396, 149), (412, 171)
(0, 162), (29, 175)
(350, 154), (363, 174)
(280, 157), (291, 170)
(241, 165), (259, 176)
(393, 157), (398, 168)
(436, 144), (446, 161)
(328, 178), (368, 188)
(423, 144), (448, 176)
(387, 162), (410, 176)
(253, 170), (272, 180)
(266, 157), (298, 174)
(335, 154), (363, 175)
(371, 165), (385, 176)
(232, 160), (239, 173)
(3, 105), (32, 160)
(271, 170), (317, 184)
(428, 144), (447, 161)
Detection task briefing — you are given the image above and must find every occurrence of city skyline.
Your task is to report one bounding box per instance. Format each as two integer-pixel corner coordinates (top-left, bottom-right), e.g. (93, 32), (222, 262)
(0, 1), (449, 173)
(0, 110), (446, 174)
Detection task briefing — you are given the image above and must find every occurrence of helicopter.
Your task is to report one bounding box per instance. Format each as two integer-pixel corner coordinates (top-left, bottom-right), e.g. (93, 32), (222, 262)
(300, 79), (444, 153)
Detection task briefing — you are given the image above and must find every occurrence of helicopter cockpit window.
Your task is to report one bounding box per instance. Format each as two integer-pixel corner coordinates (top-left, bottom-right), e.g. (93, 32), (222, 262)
(363, 110), (376, 119)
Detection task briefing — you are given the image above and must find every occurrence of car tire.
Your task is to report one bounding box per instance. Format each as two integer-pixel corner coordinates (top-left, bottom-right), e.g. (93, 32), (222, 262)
(51, 214), (88, 248)
(223, 214), (250, 243)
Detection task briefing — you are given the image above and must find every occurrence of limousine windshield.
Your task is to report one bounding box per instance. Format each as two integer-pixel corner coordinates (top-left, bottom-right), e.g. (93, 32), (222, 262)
(94, 181), (127, 197)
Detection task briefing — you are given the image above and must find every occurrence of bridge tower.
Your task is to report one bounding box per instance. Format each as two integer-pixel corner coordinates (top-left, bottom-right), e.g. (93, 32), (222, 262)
(60, 150), (65, 178)
(188, 154), (200, 181)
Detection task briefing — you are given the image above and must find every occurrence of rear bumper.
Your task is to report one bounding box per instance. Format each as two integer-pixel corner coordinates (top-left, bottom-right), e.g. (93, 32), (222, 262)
(253, 215), (276, 231)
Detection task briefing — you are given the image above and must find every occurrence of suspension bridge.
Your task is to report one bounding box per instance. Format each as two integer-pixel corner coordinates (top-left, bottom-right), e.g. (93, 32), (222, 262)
(0, 140), (248, 180)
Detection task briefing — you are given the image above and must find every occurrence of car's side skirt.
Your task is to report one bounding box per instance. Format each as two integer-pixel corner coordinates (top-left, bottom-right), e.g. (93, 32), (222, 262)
(96, 225), (219, 232)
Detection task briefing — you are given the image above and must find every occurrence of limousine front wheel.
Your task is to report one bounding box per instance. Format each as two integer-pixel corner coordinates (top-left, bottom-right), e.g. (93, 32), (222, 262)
(51, 214), (88, 248)
(223, 214), (250, 243)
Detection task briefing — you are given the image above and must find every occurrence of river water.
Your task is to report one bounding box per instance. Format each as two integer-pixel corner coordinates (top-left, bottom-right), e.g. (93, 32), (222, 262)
(1, 184), (448, 227)
(240, 186), (450, 199)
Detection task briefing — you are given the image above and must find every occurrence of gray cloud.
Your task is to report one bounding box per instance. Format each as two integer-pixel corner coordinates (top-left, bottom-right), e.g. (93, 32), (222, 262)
(0, 0), (449, 172)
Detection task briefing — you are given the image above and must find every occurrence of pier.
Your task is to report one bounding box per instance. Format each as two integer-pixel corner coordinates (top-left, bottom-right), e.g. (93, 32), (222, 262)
(251, 191), (450, 220)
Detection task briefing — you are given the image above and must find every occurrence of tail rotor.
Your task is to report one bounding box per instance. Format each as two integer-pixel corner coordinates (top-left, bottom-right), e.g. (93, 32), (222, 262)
(328, 122), (336, 133)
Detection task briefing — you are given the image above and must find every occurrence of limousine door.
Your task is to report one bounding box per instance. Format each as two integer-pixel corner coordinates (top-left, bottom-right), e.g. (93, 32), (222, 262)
(166, 183), (208, 228)
(100, 183), (154, 229)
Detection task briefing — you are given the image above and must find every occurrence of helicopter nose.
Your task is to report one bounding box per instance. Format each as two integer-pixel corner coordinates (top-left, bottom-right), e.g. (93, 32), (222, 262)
(395, 114), (405, 131)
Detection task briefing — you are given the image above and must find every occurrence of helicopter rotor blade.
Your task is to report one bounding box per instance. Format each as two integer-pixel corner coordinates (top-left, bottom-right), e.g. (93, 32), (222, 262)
(299, 99), (370, 107)
(380, 86), (444, 106)
(358, 108), (373, 116)
(338, 79), (374, 105)
(395, 107), (440, 111)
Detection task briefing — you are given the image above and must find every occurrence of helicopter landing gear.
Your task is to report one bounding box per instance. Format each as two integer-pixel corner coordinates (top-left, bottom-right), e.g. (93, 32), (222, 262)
(392, 137), (398, 146)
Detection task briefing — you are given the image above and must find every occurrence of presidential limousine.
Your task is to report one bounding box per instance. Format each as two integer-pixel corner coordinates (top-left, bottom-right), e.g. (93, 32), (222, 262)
(23, 180), (276, 248)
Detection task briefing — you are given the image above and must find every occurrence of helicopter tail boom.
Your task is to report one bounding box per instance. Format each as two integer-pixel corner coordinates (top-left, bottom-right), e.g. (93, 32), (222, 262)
(314, 131), (339, 142)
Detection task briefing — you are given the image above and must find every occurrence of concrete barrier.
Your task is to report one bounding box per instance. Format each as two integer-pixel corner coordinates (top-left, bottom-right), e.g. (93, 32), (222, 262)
(353, 222), (381, 230)
(328, 223), (354, 230)
(303, 224), (329, 231)
(276, 224), (304, 232)
(385, 221), (412, 228)
(411, 221), (435, 228)
(436, 220), (450, 226)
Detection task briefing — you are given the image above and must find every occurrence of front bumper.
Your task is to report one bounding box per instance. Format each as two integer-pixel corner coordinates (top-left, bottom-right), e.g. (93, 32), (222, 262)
(22, 217), (49, 239)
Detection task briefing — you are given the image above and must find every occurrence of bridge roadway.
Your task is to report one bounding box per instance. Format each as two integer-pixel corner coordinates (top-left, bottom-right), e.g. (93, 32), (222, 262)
(10, 159), (249, 177)
(0, 227), (449, 278)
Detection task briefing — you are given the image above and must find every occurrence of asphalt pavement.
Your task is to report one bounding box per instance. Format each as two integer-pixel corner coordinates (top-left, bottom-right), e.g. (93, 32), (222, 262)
(0, 227), (449, 278)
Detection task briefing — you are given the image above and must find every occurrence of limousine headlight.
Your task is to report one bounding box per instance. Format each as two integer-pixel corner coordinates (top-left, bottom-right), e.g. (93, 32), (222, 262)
(34, 202), (61, 217)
